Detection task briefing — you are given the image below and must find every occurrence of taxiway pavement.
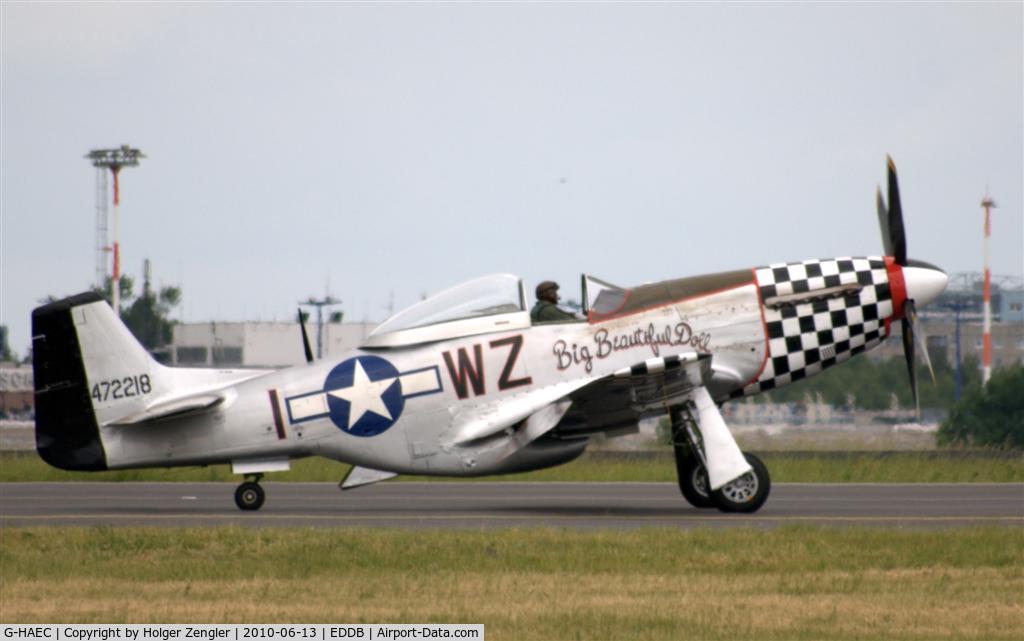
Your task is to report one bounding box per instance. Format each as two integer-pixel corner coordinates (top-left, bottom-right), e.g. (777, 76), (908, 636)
(1, 482), (1022, 529)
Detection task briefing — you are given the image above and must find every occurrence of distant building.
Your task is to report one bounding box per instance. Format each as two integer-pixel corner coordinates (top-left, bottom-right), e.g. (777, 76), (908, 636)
(0, 364), (33, 418)
(1002, 289), (1024, 324)
(872, 275), (1024, 369)
(923, 274), (1023, 323)
(169, 321), (378, 368)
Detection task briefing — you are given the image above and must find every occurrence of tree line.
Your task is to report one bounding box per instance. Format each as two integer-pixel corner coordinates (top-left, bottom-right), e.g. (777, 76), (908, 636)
(753, 349), (983, 411)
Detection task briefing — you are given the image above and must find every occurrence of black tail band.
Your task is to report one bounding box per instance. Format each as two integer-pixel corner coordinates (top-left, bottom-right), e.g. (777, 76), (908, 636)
(32, 292), (108, 471)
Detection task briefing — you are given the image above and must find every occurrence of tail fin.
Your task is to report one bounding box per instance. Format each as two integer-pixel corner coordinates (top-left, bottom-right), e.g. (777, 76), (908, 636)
(34, 292), (182, 470)
(33, 293), (272, 470)
(32, 293), (111, 470)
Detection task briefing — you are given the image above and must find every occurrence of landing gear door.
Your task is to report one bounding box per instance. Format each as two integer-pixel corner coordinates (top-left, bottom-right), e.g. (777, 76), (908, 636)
(582, 274), (624, 317)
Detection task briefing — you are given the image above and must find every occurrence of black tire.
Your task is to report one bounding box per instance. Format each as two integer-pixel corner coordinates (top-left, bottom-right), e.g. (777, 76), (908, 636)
(674, 449), (716, 509)
(711, 453), (771, 514)
(234, 481), (265, 511)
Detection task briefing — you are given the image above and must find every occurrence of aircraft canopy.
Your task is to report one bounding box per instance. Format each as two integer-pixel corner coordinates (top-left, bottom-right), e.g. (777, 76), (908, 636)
(361, 274), (530, 348)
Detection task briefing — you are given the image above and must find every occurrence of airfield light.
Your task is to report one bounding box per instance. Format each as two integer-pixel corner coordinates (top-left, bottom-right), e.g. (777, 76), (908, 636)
(85, 145), (145, 317)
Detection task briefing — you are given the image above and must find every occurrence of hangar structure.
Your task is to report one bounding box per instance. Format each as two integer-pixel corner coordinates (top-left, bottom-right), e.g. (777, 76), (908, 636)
(168, 321), (377, 369)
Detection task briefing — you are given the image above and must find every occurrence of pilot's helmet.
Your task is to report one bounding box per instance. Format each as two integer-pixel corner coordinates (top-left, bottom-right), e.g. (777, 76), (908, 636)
(536, 281), (559, 298)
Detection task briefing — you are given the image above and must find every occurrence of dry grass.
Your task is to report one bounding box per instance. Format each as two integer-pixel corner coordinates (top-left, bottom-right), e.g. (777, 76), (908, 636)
(2, 527), (1021, 640)
(3, 569), (1021, 639)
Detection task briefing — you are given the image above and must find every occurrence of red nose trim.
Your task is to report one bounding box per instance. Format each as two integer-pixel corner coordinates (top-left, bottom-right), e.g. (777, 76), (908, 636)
(886, 257), (907, 321)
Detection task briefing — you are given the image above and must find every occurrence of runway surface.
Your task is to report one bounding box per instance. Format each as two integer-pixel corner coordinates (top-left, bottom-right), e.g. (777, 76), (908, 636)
(2, 482), (1022, 529)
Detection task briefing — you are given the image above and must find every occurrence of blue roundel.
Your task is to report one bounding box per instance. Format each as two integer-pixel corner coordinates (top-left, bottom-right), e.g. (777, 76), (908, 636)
(323, 356), (404, 437)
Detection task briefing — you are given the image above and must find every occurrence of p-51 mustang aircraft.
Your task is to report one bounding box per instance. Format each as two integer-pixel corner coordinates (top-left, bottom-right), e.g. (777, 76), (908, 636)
(33, 158), (947, 513)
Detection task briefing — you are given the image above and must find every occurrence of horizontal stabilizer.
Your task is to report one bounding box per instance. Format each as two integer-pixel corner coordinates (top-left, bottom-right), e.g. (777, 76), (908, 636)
(109, 393), (225, 426)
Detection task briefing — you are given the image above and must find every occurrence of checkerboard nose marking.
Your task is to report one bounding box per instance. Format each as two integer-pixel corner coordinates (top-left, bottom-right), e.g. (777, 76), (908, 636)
(738, 257), (894, 396)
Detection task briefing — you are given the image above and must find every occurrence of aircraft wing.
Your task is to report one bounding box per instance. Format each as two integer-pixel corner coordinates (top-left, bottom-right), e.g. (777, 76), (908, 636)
(449, 352), (750, 488)
(452, 354), (709, 448)
(558, 353), (711, 436)
(450, 378), (594, 446)
(559, 352), (750, 490)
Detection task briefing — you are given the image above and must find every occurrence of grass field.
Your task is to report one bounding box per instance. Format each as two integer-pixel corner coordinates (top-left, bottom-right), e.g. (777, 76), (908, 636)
(1, 450), (1021, 483)
(1, 526), (1021, 640)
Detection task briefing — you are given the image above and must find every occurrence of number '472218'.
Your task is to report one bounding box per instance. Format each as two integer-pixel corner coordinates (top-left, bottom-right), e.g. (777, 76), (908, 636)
(91, 374), (151, 403)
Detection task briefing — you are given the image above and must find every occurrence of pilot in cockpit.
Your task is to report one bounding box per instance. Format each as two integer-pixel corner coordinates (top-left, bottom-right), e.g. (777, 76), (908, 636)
(530, 281), (578, 323)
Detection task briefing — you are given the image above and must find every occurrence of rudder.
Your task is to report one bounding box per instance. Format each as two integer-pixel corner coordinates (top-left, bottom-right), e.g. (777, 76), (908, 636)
(32, 292), (108, 470)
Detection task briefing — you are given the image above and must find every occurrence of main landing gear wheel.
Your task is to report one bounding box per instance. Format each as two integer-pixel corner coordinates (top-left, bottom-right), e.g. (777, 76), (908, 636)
(675, 452), (715, 509)
(711, 453), (771, 514)
(669, 406), (715, 509)
(234, 478), (265, 511)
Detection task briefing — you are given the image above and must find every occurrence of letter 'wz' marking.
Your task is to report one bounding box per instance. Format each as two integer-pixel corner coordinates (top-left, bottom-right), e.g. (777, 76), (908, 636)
(490, 335), (532, 390)
(442, 344), (486, 399)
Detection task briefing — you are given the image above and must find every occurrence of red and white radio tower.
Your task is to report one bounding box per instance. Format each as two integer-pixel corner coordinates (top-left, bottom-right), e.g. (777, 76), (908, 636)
(85, 145), (145, 317)
(981, 193), (997, 386)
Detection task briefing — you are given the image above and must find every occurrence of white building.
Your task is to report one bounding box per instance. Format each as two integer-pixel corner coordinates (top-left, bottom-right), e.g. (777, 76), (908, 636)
(170, 321), (377, 368)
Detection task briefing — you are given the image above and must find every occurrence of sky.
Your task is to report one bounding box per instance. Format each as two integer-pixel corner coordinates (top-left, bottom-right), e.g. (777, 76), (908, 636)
(2, 1), (1022, 358)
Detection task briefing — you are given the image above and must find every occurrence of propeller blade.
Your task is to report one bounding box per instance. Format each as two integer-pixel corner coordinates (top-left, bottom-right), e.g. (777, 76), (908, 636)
(298, 308), (314, 364)
(901, 315), (919, 419)
(904, 300), (937, 385)
(876, 187), (894, 257)
(886, 155), (907, 265)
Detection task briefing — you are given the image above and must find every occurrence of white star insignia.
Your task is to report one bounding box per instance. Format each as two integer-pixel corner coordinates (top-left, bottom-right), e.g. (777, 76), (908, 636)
(328, 360), (398, 429)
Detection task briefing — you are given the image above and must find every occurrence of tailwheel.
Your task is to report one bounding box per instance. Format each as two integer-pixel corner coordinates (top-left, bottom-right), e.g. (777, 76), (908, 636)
(711, 453), (770, 513)
(234, 475), (265, 511)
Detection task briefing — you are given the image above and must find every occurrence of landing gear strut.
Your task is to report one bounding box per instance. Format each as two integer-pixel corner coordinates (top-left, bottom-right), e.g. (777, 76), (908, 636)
(671, 409), (714, 509)
(669, 405), (771, 513)
(234, 474), (265, 511)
